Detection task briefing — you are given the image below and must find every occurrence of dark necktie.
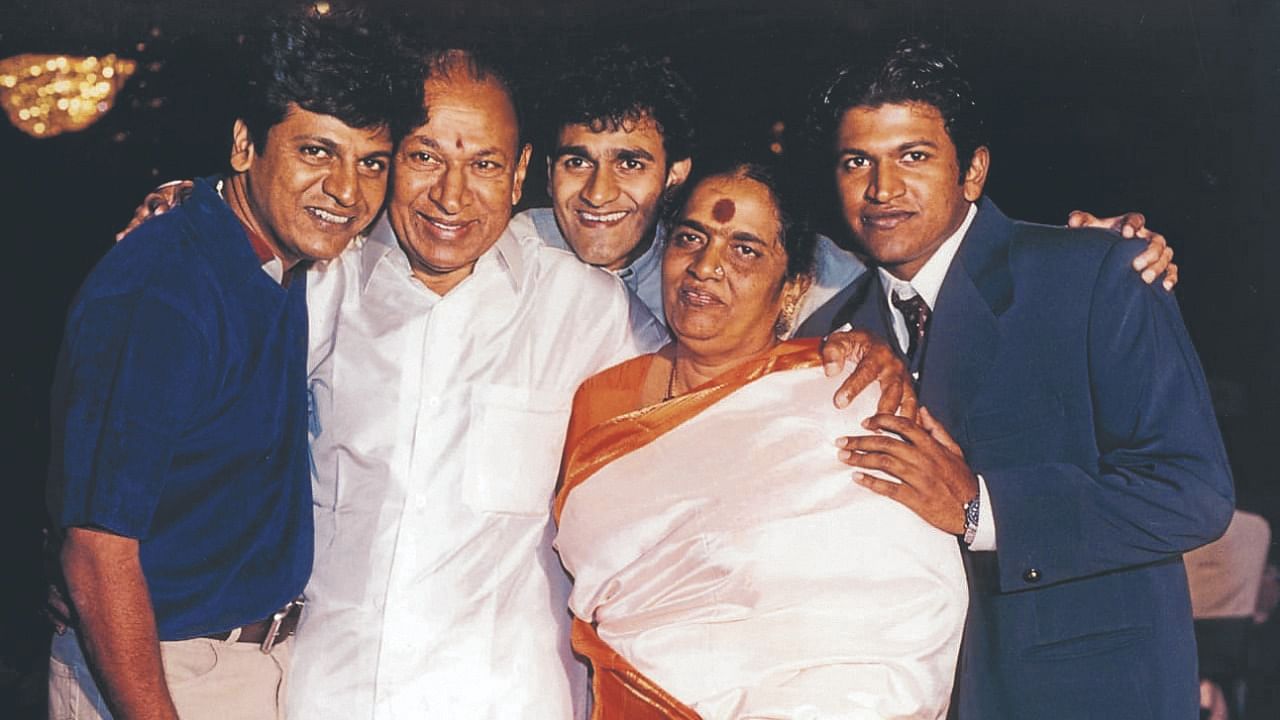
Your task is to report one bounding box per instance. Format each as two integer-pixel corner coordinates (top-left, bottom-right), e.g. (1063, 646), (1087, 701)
(891, 290), (932, 367)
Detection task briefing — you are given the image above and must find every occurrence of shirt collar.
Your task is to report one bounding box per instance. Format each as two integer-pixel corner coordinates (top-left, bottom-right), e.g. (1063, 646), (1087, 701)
(616, 230), (662, 289)
(216, 178), (287, 285)
(878, 201), (978, 308)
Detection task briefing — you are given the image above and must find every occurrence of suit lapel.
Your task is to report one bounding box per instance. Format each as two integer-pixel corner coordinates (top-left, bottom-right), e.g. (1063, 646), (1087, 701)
(918, 199), (1016, 446)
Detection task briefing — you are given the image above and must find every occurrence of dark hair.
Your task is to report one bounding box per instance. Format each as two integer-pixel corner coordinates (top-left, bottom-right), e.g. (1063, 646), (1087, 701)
(665, 157), (816, 280)
(538, 46), (696, 166)
(808, 37), (986, 180)
(238, 11), (424, 152)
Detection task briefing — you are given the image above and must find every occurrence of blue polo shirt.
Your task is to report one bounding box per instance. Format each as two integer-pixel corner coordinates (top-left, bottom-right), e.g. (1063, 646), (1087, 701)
(48, 177), (313, 640)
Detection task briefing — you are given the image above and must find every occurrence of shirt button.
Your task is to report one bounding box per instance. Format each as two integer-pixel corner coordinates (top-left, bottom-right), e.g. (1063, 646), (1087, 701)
(1023, 568), (1042, 583)
(427, 396), (440, 408)
(414, 496), (427, 510)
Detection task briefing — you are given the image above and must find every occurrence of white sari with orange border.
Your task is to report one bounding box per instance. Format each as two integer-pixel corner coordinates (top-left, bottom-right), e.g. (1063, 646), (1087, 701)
(554, 338), (967, 720)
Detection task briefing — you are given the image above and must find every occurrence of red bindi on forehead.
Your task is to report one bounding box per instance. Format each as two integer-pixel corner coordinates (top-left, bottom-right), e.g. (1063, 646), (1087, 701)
(712, 198), (735, 223)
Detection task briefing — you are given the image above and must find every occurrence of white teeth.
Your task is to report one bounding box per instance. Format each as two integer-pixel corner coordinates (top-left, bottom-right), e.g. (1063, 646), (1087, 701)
(308, 207), (353, 224)
(579, 210), (628, 223)
(681, 288), (719, 305)
(428, 218), (465, 231)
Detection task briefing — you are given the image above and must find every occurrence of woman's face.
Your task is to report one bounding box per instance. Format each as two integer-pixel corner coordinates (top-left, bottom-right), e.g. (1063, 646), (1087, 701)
(662, 174), (802, 362)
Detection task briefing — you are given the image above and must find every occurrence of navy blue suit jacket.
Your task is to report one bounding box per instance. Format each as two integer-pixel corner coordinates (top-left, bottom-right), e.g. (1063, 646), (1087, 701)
(799, 198), (1234, 719)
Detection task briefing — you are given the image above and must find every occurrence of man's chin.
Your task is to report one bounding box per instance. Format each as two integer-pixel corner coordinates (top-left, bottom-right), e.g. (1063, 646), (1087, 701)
(567, 238), (634, 269)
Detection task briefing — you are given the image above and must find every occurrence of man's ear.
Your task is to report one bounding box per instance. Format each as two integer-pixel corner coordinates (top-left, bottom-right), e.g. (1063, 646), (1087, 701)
(230, 119), (256, 173)
(666, 157), (693, 191)
(962, 145), (990, 202)
(511, 143), (533, 206)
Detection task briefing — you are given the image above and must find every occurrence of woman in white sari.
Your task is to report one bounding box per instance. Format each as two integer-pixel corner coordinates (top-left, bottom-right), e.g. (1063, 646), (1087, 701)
(553, 160), (969, 719)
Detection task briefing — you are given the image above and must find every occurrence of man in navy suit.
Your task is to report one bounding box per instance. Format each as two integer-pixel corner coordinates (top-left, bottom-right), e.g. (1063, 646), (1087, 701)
(799, 40), (1235, 718)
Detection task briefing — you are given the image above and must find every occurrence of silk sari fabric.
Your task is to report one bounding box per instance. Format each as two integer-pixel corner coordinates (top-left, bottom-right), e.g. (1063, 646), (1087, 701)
(555, 339), (968, 719)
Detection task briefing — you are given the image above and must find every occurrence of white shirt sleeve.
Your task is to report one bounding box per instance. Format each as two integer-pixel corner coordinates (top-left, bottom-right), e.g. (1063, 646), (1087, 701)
(967, 473), (997, 551)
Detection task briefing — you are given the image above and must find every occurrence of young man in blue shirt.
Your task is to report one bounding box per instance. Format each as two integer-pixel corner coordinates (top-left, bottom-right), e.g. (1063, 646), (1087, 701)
(46, 12), (417, 720)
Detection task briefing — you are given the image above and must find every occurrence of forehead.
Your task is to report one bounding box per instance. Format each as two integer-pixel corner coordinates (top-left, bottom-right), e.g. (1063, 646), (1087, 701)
(836, 101), (953, 151)
(267, 104), (392, 150)
(556, 115), (666, 158)
(411, 74), (519, 148)
(683, 176), (781, 239)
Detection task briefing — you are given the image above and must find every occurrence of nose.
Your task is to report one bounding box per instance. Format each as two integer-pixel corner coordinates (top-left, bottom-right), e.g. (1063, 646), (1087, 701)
(429, 163), (467, 214)
(865, 162), (904, 204)
(323, 160), (359, 208)
(688, 240), (725, 281)
(581, 166), (619, 207)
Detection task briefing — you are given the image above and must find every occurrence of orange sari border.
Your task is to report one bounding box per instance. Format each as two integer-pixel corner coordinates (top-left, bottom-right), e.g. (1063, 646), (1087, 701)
(573, 619), (702, 720)
(553, 337), (824, 524)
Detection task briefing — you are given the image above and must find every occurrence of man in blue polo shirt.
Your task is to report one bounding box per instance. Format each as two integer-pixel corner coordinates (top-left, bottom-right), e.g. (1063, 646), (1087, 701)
(45, 12), (416, 720)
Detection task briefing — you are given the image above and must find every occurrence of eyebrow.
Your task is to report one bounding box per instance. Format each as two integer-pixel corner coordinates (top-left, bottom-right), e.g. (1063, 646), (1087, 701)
(290, 135), (340, 151)
(413, 136), (507, 158)
(614, 147), (657, 162)
(554, 145), (657, 163)
(289, 134), (391, 159)
(838, 139), (940, 156)
(677, 218), (767, 247)
(554, 144), (592, 158)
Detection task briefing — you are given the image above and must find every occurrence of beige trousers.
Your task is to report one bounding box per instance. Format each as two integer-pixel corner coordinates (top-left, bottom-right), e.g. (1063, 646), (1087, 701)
(48, 629), (290, 720)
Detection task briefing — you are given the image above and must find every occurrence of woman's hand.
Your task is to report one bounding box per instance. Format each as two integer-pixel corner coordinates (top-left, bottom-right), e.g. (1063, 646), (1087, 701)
(820, 329), (918, 420)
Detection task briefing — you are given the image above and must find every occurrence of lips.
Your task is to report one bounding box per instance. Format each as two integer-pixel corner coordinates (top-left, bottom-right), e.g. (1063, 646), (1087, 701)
(677, 284), (725, 308)
(417, 211), (477, 239)
(575, 208), (630, 226)
(861, 209), (915, 230)
(306, 206), (357, 227)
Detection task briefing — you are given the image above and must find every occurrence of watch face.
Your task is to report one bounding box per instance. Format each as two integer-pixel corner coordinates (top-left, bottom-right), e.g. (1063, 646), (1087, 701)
(963, 495), (981, 545)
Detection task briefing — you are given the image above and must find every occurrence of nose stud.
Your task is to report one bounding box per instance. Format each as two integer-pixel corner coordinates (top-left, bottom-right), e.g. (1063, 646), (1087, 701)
(714, 266), (724, 277)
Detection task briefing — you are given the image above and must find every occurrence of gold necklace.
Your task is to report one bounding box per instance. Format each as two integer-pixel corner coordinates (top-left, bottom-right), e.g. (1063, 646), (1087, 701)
(664, 349), (679, 401)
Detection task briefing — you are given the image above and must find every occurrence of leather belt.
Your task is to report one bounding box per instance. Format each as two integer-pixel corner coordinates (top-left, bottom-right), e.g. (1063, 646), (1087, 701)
(203, 599), (303, 653)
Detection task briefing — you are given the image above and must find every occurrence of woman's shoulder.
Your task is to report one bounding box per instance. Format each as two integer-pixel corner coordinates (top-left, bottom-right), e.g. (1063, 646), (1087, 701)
(575, 352), (661, 407)
(567, 351), (663, 443)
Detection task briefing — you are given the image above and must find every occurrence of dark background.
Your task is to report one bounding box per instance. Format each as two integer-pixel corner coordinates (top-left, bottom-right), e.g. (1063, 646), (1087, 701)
(4, 0), (1277, 716)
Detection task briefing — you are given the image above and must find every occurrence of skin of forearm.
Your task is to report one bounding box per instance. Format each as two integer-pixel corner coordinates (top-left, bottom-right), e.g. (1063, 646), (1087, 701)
(61, 527), (180, 720)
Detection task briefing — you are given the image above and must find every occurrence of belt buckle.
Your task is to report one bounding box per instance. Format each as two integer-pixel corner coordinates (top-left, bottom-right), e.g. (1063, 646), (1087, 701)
(259, 599), (301, 654)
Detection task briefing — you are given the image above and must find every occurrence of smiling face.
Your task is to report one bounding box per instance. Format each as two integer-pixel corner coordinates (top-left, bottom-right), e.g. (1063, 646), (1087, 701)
(388, 72), (531, 295)
(835, 101), (988, 280)
(548, 116), (691, 271)
(230, 104), (393, 268)
(662, 174), (806, 364)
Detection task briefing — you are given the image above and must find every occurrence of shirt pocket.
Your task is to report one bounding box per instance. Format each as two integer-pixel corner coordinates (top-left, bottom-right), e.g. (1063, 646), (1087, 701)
(463, 383), (572, 516)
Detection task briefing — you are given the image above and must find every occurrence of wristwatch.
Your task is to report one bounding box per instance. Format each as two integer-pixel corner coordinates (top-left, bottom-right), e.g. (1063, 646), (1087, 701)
(962, 492), (981, 547)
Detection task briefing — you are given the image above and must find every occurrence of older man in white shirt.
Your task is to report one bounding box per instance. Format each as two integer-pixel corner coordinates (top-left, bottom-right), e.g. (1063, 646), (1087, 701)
(289, 50), (664, 719)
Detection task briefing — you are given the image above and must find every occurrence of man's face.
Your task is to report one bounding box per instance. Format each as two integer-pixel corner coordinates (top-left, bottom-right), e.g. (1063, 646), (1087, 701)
(388, 73), (531, 295)
(548, 116), (691, 271)
(231, 104), (393, 267)
(835, 101), (988, 280)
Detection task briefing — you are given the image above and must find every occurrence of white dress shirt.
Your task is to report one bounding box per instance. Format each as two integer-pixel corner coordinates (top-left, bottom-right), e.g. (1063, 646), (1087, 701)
(521, 207), (866, 333)
(288, 212), (666, 719)
(876, 203), (997, 551)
